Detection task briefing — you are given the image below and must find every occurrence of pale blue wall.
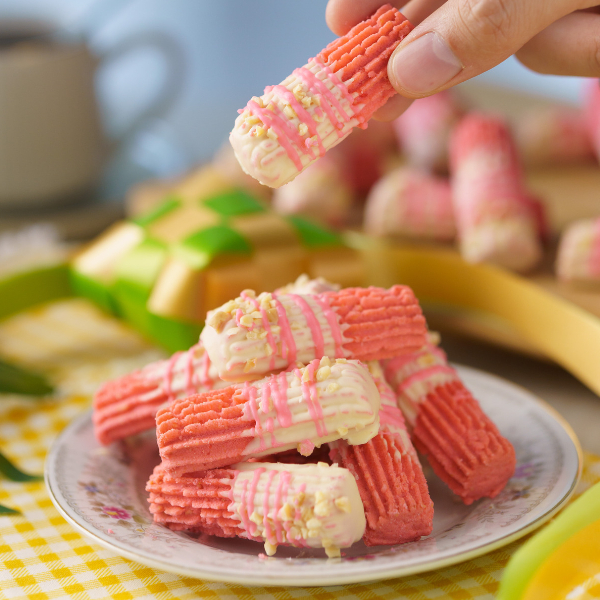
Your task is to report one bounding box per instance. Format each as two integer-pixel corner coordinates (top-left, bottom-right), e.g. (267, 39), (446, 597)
(0, 0), (590, 170)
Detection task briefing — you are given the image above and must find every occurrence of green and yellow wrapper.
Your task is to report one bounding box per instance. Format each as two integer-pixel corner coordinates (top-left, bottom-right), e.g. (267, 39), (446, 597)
(70, 187), (363, 351)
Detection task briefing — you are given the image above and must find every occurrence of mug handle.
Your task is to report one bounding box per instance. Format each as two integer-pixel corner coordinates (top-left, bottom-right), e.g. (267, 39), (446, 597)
(97, 31), (185, 145)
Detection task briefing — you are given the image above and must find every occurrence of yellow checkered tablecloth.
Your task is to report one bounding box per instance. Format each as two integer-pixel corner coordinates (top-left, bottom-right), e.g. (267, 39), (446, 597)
(1, 299), (599, 600)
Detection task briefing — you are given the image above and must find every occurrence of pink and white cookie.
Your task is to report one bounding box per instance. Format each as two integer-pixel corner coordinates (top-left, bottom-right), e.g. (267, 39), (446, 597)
(556, 217), (600, 285)
(515, 106), (595, 167)
(275, 273), (340, 295)
(272, 157), (353, 227)
(201, 285), (428, 382)
(384, 343), (516, 505)
(364, 166), (455, 242)
(450, 113), (542, 272)
(93, 276), (342, 445)
(230, 5), (412, 188)
(329, 362), (433, 546)
(156, 357), (381, 477)
(147, 461), (365, 557)
(93, 342), (227, 446)
(393, 90), (463, 173)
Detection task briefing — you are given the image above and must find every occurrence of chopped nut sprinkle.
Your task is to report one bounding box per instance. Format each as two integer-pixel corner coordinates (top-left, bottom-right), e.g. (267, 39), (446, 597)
(283, 105), (296, 120)
(298, 123), (308, 136)
(207, 311), (230, 333)
(316, 366), (331, 381)
(243, 359), (257, 373)
(335, 497), (351, 514)
(264, 541), (277, 556)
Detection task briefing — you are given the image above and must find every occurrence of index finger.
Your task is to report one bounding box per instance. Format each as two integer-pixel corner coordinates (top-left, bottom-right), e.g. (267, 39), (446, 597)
(326, 0), (406, 35)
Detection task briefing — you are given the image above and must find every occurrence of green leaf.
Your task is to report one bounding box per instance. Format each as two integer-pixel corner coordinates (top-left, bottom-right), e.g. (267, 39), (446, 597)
(133, 196), (182, 227)
(286, 215), (342, 248)
(202, 190), (266, 217)
(0, 451), (42, 482)
(0, 504), (21, 516)
(0, 359), (54, 397)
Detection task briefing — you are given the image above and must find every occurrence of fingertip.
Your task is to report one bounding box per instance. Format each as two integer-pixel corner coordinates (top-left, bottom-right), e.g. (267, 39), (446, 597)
(372, 94), (414, 122)
(326, 0), (393, 35)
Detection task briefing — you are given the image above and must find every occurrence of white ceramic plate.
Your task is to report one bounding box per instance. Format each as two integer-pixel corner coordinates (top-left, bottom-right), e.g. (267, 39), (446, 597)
(45, 365), (581, 587)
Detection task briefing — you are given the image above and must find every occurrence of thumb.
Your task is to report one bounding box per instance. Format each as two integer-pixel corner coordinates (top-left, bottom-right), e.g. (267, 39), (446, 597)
(388, 0), (582, 97)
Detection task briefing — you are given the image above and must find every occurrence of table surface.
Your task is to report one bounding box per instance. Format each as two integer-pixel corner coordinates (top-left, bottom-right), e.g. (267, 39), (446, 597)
(443, 333), (600, 455)
(0, 299), (599, 600)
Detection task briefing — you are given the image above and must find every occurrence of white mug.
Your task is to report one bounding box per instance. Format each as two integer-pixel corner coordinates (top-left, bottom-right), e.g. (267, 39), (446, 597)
(0, 20), (184, 208)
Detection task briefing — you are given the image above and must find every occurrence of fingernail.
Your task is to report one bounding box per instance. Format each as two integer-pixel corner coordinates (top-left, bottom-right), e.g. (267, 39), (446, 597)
(389, 32), (463, 95)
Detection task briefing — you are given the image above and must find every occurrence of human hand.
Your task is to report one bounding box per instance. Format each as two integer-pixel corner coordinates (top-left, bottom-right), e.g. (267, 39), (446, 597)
(326, 0), (600, 120)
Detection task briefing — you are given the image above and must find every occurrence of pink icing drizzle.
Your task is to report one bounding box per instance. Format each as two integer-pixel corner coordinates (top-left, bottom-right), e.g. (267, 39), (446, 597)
(312, 56), (359, 119)
(272, 295), (297, 364)
(262, 469), (277, 543)
(385, 344), (446, 374)
(293, 66), (351, 139)
(246, 467), (266, 538)
(298, 362), (327, 438)
(241, 58), (360, 175)
(379, 403), (406, 431)
(313, 294), (345, 358)
(163, 351), (181, 401)
(288, 294), (324, 358)
(396, 364), (457, 394)
(247, 100), (303, 171)
(239, 479), (252, 535)
(272, 371), (293, 429)
(270, 84), (324, 157)
(162, 342), (216, 401)
(244, 383), (265, 452)
(201, 349), (212, 387)
(274, 470), (291, 544)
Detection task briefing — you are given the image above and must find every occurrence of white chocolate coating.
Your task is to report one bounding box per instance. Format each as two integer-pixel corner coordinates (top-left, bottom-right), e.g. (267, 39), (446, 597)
(275, 274), (340, 296)
(384, 345), (458, 427)
(556, 218), (600, 284)
(230, 59), (360, 188)
(239, 357), (381, 459)
(201, 290), (349, 382)
(226, 462), (366, 557)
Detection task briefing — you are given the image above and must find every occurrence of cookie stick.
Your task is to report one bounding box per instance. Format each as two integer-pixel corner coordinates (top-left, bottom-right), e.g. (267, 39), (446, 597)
(230, 5), (412, 188)
(384, 343), (516, 505)
(202, 285), (428, 382)
(147, 461), (366, 558)
(329, 362), (433, 545)
(156, 358), (380, 477)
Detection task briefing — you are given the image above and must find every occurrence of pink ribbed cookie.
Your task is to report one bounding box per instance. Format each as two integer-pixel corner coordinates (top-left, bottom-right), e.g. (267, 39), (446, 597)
(329, 365), (433, 546)
(272, 156), (353, 227)
(412, 380), (516, 505)
(156, 358), (380, 477)
(450, 113), (542, 272)
(202, 285), (428, 382)
(364, 166), (455, 241)
(147, 461), (366, 557)
(230, 5), (413, 188)
(93, 342), (226, 445)
(515, 105), (595, 167)
(384, 343), (516, 504)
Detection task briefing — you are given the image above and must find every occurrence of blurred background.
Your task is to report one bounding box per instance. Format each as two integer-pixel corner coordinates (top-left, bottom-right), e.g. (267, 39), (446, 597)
(0, 0), (592, 208)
